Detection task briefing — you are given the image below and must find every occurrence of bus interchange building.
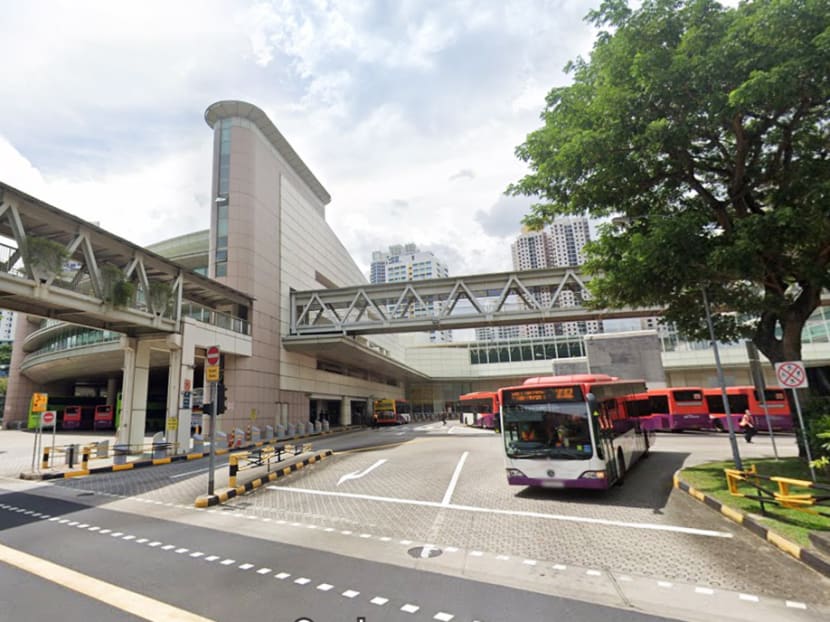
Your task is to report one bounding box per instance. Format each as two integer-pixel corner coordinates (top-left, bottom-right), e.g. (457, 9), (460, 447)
(2, 100), (829, 446)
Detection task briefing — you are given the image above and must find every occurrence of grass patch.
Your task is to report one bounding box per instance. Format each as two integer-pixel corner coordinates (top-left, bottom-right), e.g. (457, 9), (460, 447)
(680, 458), (830, 548)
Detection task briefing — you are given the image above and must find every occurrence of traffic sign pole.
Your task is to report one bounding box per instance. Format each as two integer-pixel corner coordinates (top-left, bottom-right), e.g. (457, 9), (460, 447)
(208, 381), (217, 495)
(206, 345), (220, 496)
(774, 361), (815, 481)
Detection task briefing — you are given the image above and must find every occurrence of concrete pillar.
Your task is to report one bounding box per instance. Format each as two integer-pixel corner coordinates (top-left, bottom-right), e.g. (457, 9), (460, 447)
(280, 403), (288, 427)
(165, 330), (196, 453)
(117, 337), (151, 450)
(106, 377), (118, 408)
(341, 396), (352, 426)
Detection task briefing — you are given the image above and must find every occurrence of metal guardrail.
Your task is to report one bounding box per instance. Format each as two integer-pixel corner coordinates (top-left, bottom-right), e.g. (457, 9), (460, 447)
(725, 466), (830, 517)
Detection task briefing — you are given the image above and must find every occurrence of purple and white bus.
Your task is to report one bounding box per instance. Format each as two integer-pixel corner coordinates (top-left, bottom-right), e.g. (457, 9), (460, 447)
(499, 374), (650, 489)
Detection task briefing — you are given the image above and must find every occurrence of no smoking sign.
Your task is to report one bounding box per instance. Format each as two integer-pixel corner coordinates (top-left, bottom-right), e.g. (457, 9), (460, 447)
(774, 361), (808, 389)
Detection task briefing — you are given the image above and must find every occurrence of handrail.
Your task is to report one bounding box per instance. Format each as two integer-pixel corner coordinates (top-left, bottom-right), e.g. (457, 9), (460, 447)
(724, 467), (830, 517)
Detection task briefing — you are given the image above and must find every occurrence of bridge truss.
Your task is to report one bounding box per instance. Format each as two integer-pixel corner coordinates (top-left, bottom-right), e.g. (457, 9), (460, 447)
(289, 267), (661, 336)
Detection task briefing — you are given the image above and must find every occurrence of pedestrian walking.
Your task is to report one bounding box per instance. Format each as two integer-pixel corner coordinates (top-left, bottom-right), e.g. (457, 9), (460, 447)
(739, 410), (757, 443)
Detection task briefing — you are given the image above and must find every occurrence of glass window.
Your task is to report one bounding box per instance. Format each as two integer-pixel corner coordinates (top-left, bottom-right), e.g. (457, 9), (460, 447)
(215, 262), (227, 277)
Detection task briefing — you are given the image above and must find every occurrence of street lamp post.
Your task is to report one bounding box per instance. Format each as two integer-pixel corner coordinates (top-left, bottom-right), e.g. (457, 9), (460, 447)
(702, 287), (743, 471)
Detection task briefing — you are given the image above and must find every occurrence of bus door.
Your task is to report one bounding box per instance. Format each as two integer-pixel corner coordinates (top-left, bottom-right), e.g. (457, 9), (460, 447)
(588, 394), (618, 482)
(93, 405), (114, 430)
(62, 406), (82, 430)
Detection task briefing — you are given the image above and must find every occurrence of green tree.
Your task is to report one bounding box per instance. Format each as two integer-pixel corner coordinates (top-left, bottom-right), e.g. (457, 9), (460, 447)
(508, 0), (830, 366)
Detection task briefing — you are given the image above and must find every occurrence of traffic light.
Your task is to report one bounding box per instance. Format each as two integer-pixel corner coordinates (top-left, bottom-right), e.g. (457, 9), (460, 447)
(216, 383), (227, 414)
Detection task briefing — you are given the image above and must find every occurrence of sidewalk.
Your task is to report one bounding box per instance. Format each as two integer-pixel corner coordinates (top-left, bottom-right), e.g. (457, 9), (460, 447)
(2, 426), (349, 481)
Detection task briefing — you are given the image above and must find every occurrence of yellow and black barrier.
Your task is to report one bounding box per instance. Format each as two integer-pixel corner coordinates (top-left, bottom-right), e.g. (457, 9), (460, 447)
(196, 449), (333, 508)
(724, 466), (830, 518)
(26, 427), (336, 481)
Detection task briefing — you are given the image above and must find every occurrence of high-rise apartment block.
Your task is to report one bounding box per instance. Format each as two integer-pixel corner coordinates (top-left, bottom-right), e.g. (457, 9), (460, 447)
(476, 217), (601, 340)
(369, 244), (451, 342)
(0, 310), (15, 342)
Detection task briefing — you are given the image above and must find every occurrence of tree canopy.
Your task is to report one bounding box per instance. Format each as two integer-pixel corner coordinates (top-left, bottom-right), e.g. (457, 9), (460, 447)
(508, 0), (830, 366)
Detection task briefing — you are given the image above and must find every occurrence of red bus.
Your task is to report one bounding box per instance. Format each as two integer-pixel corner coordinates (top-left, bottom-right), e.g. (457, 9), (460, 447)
(61, 405), (82, 430)
(628, 387), (710, 432)
(458, 391), (500, 429)
(93, 404), (114, 430)
(499, 374), (650, 489)
(704, 386), (794, 432)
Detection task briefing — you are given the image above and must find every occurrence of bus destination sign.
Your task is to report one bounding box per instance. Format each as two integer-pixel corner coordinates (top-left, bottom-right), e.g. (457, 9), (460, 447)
(506, 386), (582, 404)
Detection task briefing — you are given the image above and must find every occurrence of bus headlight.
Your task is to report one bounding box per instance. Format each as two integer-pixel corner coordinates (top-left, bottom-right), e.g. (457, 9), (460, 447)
(578, 470), (606, 479)
(506, 468), (526, 478)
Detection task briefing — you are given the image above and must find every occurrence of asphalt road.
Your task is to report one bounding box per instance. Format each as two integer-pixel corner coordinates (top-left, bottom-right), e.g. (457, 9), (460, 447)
(1, 424), (828, 622)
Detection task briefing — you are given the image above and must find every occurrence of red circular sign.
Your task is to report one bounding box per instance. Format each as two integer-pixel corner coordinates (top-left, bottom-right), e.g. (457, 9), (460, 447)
(41, 412), (55, 424)
(206, 345), (220, 366)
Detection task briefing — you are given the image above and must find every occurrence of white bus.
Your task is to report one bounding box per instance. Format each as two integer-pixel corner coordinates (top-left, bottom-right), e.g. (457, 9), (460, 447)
(499, 374), (651, 489)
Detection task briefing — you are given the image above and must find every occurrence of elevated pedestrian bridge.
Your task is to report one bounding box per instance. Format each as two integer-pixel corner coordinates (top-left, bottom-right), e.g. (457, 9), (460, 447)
(287, 268), (662, 337)
(0, 182), (252, 337)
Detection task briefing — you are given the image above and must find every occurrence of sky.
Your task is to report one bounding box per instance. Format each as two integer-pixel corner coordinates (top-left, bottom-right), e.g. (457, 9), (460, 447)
(0, 0), (602, 278)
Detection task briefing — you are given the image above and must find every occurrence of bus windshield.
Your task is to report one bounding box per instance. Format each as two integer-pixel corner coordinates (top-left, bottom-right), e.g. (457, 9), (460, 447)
(502, 401), (592, 460)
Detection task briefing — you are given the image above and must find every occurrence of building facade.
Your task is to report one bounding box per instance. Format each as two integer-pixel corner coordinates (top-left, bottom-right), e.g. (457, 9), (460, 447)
(369, 243), (451, 343)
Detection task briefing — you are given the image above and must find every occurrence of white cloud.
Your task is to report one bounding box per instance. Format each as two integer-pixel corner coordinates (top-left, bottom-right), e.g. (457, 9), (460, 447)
(0, 0), (600, 277)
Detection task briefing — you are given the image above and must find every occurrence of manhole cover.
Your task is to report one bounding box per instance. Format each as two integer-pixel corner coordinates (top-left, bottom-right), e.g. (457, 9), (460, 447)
(407, 545), (442, 559)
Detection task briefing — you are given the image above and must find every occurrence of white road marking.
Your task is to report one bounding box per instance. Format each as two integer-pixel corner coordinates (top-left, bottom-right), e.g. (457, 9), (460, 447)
(441, 452), (469, 506)
(257, 567), (272, 574)
(337, 459), (387, 486)
(434, 612), (454, 621)
(342, 589), (360, 598)
(401, 604), (420, 613)
(317, 583), (334, 591)
(695, 587), (714, 595)
(265, 486), (732, 537)
(0, 543), (214, 622)
(170, 467), (209, 479)
(370, 596), (389, 605)
(786, 601), (807, 609)
(739, 594), (759, 602)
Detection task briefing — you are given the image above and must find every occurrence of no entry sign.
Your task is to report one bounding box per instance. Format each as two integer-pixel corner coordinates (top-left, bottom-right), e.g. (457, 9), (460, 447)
(774, 361), (808, 389)
(206, 345), (220, 366)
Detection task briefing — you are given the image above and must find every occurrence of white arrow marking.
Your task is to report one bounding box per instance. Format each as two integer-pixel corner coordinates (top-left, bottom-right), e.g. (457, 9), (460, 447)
(337, 459), (387, 486)
(420, 545), (438, 558)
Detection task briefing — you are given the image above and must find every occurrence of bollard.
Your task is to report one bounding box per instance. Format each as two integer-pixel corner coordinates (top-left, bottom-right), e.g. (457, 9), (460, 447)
(191, 434), (204, 453)
(81, 446), (91, 471)
(152, 432), (168, 459)
(322, 420), (330, 432)
(66, 444), (79, 468)
(113, 444), (129, 465)
(276, 424), (285, 439)
(233, 428), (245, 448)
(251, 426), (261, 442)
(228, 453), (240, 488)
(286, 423), (296, 437)
(41, 446), (51, 470)
(264, 425), (274, 441)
